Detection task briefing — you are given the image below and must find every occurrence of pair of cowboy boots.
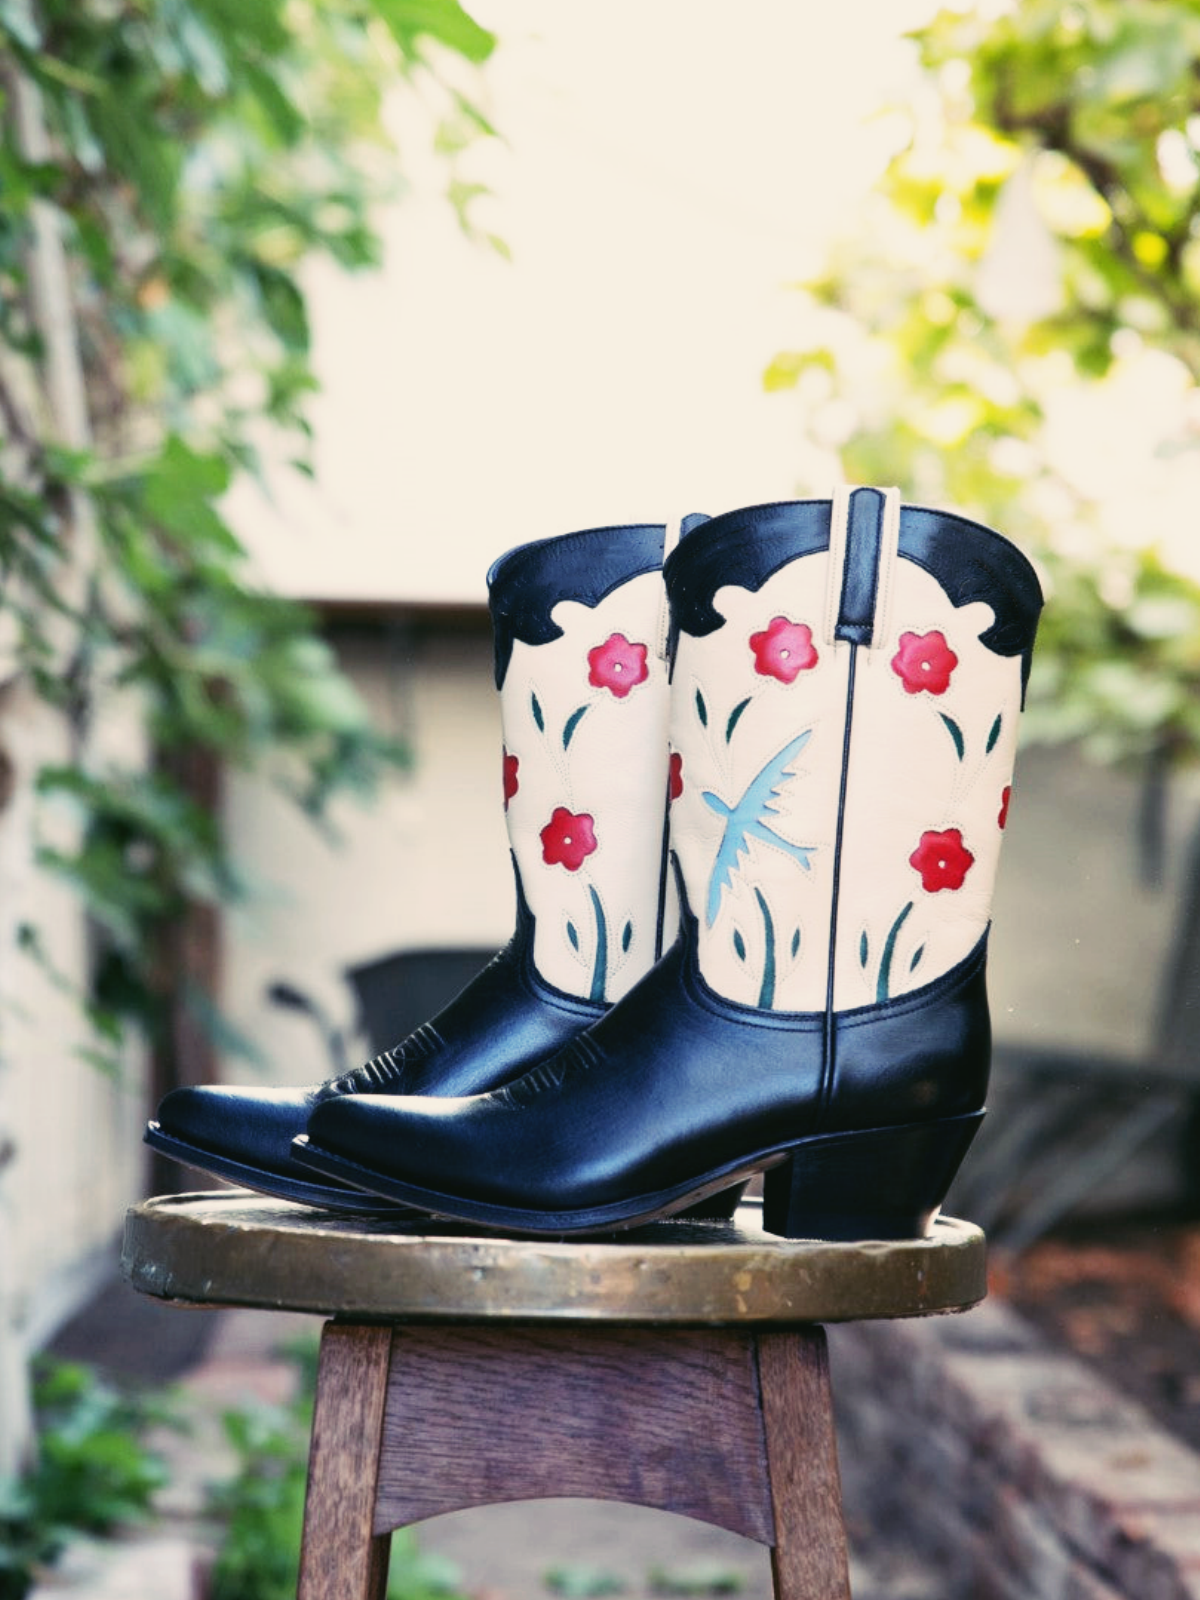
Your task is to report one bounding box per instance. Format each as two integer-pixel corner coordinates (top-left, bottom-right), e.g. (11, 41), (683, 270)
(148, 492), (1042, 1239)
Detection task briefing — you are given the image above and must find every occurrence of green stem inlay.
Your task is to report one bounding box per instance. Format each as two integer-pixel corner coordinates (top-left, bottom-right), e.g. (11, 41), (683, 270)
(754, 887), (776, 1010)
(588, 885), (608, 1003)
(939, 713), (965, 761)
(877, 901), (913, 1003)
(726, 697), (751, 742)
(562, 704), (589, 748)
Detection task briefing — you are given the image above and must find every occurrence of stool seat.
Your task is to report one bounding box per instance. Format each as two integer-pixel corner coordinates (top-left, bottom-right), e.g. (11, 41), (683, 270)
(122, 1193), (987, 1600)
(122, 1191), (985, 1323)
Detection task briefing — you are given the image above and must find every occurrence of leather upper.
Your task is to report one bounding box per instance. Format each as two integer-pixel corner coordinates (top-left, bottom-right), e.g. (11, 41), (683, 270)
(302, 897), (991, 1210)
(157, 884), (604, 1175)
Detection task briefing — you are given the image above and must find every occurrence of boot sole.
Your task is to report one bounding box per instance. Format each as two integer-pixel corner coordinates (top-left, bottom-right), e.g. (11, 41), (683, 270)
(144, 1122), (421, 1216)
(292, 1111), (984, 1241)
(145, 1122), (748, 1223)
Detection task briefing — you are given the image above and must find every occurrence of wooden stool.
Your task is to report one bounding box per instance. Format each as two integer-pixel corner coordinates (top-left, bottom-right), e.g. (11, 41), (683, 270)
(122, 1194), (986, 1600)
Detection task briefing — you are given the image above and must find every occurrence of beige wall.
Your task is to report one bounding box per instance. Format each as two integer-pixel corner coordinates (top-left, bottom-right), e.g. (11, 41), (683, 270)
(990, 743), (1198, 1063)
(0, 683), (147, 1418)
(221, 618), (514, 1086)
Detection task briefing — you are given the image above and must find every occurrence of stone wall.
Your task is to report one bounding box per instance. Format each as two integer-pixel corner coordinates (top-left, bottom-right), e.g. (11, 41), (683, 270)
(830, 1299), (1200, 1600)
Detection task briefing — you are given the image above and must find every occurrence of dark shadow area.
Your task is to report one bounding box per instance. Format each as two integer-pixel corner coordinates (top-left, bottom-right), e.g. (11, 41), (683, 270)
(46, 1268), (220, 1384)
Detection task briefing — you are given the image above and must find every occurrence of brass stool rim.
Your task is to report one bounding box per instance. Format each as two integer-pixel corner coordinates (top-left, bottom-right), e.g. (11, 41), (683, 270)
(122, 1191), (986, 1324)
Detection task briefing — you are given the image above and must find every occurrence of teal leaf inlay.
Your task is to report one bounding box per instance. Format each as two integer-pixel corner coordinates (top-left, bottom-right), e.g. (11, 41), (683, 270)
(725, 697), (751, 742)
(562, 705), (588, 749)
(986, 713), (1002, 754)
(695, 687), (708, 727)
(588, 886), (608, 1003)
(859, 930), (869, 968)
(531, 691), (544, 733)
(910, 943), (925, 972)
(733, 929), (746, 962)
(566, 921), (579, 951)
(791, 928), (801, 959)
(621, 920), (633, 953)
(754, 888), (776, 1009)
(940, 713), (965, 761)
(877, 901), (913, 1003)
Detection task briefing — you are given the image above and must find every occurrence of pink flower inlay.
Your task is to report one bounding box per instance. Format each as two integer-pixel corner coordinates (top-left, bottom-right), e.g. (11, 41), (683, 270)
(587, 632), (649, 699)
(502, 748), (519, 809)
(540, 807), (598, 872)
(998, 785), (1012, 830)
(909, 828), (975, 893)
(749, 616), (819, 684)
(668, 751), (684, 802)
(891, 630), (958, 696)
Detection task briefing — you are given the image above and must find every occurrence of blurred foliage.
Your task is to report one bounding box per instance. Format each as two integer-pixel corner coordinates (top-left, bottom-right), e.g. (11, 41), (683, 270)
(207, 1336), (468, 1600)
(766, 0), (1200, 767)
(544, 1568), (630, 1598)
(0, 0), (495, 1062)
(0, 1359), (168, 1598)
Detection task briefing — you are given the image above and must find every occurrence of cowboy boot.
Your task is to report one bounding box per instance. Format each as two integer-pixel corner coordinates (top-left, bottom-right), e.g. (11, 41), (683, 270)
(146, 520), (731, 1212)
(293, 491), (1042, 1239)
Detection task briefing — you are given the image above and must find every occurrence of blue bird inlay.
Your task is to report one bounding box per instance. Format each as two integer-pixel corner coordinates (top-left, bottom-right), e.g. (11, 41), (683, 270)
(701, 731), (816, 927)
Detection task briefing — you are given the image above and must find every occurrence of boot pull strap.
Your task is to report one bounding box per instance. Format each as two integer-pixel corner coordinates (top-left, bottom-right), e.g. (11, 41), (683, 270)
(824, 485), (902, 652)
(657, 512), (708, 661)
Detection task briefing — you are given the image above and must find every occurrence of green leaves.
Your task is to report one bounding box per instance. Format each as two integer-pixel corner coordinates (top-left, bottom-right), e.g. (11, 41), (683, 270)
(373, 0), (496, 64)
(208, 1399), (311, 1600)
(204, 1336), (470, 1600)
(545, 1569), (628, 1598)
(0, 1360), (172, 1600)
(764, 0), (1200, 773)
(0, 0), (497, 1062)
(137, 435), (236, 548)
(0, 1356), (170, 1596)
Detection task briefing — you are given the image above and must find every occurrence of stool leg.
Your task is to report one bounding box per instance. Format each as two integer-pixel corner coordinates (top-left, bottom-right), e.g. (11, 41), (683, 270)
(298, 1321), (393, 1600)
(757, 1329), (852, 1600)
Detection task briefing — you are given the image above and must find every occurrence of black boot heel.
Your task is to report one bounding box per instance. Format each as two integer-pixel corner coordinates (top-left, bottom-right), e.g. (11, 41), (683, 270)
(760, 1111), (985, 1241)
(681, 1182), (748, 1221)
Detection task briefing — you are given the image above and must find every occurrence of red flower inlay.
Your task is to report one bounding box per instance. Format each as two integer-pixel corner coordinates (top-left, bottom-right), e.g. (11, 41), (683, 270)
(502, 748), (519, 809)
(909, 828), (975, 893)
(891, 630), (958, 695)
(540, 807), (598, 872)
(749, 616), (819, 684)
(998, 785), (1012, 830)
(668, 751), (684, 802)
(588, 632), (649, 699)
